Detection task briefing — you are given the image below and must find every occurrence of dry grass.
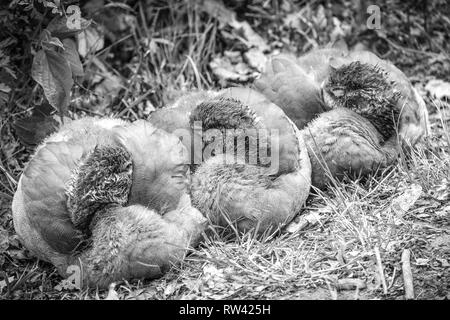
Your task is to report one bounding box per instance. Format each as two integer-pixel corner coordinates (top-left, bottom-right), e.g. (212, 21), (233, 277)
(0, 0), (449, 300)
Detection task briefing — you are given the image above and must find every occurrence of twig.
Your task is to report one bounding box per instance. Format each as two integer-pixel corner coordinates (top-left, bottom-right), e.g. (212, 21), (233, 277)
(119, 99), (139, 120)
(401, 249), (415, 300)
(379, 34), (449, 60)
(325, 279), (338, 300)
(117, 89), (154, 118)
(0, 191), (13, 201)
(374, 246), (388, 294)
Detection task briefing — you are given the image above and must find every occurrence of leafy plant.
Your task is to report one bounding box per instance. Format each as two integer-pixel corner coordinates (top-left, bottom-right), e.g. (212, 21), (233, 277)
(31, 13), (90, 117)
(1, 1), (93, 145)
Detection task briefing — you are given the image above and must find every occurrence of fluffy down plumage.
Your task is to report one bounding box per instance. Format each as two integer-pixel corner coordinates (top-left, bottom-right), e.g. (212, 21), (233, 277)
(12, 118), (207, 288)
(149, 87), (312, 235)
(255, 47), (429, 188)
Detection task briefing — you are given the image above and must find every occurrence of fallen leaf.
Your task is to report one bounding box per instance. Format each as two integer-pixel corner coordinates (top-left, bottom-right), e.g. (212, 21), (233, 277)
(415, 258), (429, 266)
(425, 79), (450, 100)
(285, 211), (321, 233)
(200, 0), (269, 74)
(0, 276), (15, 292)
(209, 56), (253, 84)
(77, 26), (104, 58)
(391, 184), (422, 215)
(54, 278), (80, 291)
(163, 281), (178, 297)
(183, 279), (201, 293)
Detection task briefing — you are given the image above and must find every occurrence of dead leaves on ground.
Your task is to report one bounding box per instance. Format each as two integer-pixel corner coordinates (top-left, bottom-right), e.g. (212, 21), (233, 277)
(425, 79), (450, 100)
(201, 0), (269, 85)
(203, 0), (356, 86)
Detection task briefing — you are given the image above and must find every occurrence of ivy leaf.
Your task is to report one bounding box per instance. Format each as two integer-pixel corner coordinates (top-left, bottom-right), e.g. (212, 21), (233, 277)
(31, 49), (73, 115)
(62, 38), (84, 77)
(46, 15), (91, 40)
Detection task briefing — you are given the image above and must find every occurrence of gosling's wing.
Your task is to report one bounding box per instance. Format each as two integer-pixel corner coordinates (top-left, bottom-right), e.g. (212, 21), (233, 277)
(115, 121), (191, 214)
(302, 108), (389, 188)
(254, 55), (327, 130)
(296, 47), (349, 83)
(149, 93), (215, 166)
(20, 141), (85, 254)
(149, 105), (192, 134)
(149, 91), (219, 134)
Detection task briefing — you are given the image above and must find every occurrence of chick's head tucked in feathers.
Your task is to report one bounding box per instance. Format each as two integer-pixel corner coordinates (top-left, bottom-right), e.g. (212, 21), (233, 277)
(322, 61), (401, 140)
(114, 120), (191, 215)
(148, 87), (312, 236)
